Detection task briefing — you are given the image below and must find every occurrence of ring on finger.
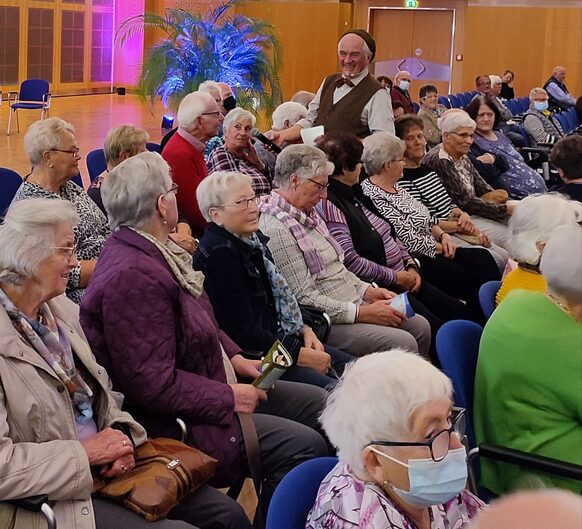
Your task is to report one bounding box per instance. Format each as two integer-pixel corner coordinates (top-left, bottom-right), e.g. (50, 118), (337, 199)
(121, 464), (128, 472)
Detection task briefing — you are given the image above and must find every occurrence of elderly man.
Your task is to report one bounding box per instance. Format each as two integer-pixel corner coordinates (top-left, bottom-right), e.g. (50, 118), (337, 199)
(544, 66), (576, 110)
(423, 110), (513, 250)
(475, 74), (492, 96)
(162, 91), (223, 235)
(390, 70), (414, 114)
(275, 29), (394, 144)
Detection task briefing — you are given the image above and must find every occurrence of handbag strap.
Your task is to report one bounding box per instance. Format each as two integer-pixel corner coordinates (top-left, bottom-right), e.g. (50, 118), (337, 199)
(238, 411), (263, 525)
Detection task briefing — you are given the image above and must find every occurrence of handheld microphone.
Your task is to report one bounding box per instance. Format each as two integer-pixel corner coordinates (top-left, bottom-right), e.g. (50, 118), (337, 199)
(251, 128), (282, 154)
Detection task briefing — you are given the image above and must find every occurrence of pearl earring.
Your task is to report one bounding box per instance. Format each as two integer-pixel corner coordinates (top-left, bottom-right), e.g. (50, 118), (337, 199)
(49, 164), (54, 168)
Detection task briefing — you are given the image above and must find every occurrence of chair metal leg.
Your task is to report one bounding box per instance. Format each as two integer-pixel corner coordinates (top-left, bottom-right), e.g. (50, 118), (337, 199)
(7, 108), (12, 135)
(16, 109), (20, 133)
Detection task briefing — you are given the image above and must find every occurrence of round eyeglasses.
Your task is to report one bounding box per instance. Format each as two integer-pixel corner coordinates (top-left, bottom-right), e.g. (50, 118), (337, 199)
(367, 407), (466, 462)
(218, 196), (261, 211)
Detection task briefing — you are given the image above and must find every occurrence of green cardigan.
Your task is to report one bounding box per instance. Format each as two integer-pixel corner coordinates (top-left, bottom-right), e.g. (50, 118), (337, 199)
(474, 289), (582, 495)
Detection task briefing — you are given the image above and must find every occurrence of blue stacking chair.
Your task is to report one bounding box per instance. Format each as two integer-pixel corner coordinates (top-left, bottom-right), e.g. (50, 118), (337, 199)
(146, 142), (162, 153)
(436, 320), (484, 447)
(266, 457), (338, 529)
(7, 79), (51, 135)
(438, 95), (451, 109)
(86, 149), (107, 182)
(448, 94), (461, 108)
(412, 101), (420, 113)
(555, 112), (570, 134)
(463, 91), (475, 104)
(479, 280), (502, 320)
(505, 99), (519, 116)
(456, 93), (468, 107)
(0, 168), (23, 217)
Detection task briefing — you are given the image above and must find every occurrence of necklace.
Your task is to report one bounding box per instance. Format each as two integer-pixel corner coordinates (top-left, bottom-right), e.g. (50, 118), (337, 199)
(545, 291), (574, 317)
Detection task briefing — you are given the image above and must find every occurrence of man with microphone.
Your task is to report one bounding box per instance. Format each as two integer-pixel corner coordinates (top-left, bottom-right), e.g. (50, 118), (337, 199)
(273, 29), (394, 146)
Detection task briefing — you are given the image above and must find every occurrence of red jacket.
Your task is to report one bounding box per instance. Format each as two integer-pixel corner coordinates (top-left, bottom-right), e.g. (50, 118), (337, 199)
(391, 86), (415, 114)
(162, 132), (208, 236)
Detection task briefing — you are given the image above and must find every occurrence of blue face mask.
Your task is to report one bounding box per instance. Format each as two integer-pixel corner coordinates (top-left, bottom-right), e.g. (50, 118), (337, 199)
(399, 80), (411, 91)
(371, 446), (468, 507)
(534, 101), (549, 112)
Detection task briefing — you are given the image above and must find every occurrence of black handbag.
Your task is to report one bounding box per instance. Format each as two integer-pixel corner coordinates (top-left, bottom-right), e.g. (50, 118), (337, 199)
(300, 305), (332, 342)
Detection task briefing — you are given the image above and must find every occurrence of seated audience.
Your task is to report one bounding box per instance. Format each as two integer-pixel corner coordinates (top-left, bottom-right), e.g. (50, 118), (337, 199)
(550, 135), (582, 202)
(360, 132), (500, 321)
(487, 75), (525, 147)
(465, 96), (547, 198)
(395, 115), (509, 270)
(0, 198), (247, 529)
(500, 69), (515, 100)
(306, 350), (485, 528)
(416, 84), (446, 148)
(291, 90), (316, 109)
(390, 70), (414, 114)
(422, 110), (514, 250)
(12, 117), (109, 304)
(543, 66), (576, 111)
(523, 88), (564, 145)
(207, 108), (272, 195)
(80, 152), (328, 519)
(392, 101), (405, 119)
(258, 145), (431, 358)
(193, 171), (354, 390)
(496, 193), (582, 305)
(162, 91), (223, 236)
(474, 224), (582, 495)
(376, 75), (393, 92)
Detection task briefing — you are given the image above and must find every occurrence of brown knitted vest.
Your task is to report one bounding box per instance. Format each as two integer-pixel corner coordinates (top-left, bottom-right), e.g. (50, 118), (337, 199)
(314, 73), (382, 138)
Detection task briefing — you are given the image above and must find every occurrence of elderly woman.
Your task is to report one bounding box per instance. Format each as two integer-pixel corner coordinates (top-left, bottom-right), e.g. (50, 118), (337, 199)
(193, 171), (354, 389)
(416, 85), (446, 148)
(496, 193), (582, 305)
(258, 144), (431, 359)
(422, 110), (514, 250)
(12, 117), (109, 304)
(550, 135), (582, 202)
(79, 152), (328, 520)
(465, 96), (547, 198)
(395, 115), (509, 270)
(0, 198), (239, 529)
(474, 224), (582, 495)
(360, 132), (501, 321)
(523, 88), (564, 145)
(306, 350), (485, 528)
(207, 108), (272, 195)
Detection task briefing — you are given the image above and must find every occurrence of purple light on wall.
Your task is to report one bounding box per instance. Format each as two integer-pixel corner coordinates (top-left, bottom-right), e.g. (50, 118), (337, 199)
(113, 0), (145, 87)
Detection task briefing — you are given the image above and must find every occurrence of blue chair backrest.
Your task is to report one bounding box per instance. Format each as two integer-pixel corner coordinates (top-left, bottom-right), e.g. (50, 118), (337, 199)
(555, 113), (570, 133)
(436, 320), (483, 446)
(0, 168), (23, 217)
(412, 101), (420, 113)
(479, 280), (502, 320)
(448, 94), (461, 108)
(438, 95), (451, 109)
(265, 457), (338, 529)
(86, 149), (107, 182)
(146, 142), (162, 154)
(505, 100), (518, 115)
(518, 97), (530, 114)
(19, 79), (49, 102)
(456, 93), (469, 107)
(565, 109), (577, 131)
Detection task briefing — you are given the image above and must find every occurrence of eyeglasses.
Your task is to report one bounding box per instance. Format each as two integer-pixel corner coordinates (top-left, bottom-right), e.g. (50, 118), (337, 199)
(449, 132), (474, 140)
(165, 182), (179, 195)
(50, 244), (77, 259)
(50, 148), (81, 157)
(201, 111), (221, 118)
(219, 196), (261, 210)
(306, 178), (330, 192)
(367, 408), (466, 463)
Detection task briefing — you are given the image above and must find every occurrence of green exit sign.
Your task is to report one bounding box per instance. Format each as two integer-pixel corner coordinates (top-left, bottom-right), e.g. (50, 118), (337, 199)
(405, 0), (419, 7)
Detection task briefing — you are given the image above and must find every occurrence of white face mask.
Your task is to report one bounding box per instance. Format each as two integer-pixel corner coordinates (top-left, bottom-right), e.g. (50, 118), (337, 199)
(370, 446), (468, 507)
(399, 80), (411, 91)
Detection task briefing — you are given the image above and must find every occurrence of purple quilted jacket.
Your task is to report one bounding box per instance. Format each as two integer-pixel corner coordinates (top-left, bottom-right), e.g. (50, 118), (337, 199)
(80, 227), (243, 486)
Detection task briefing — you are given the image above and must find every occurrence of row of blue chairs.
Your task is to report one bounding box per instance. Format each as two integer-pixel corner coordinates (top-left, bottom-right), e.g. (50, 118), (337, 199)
(504, 97), (530, 115)
(554, 107), (581, 134)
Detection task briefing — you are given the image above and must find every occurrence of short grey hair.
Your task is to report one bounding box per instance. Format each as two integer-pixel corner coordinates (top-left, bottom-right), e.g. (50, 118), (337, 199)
(395, 70), (411, 81)
(104, 124), (149, 167)
(196, 171), (253, 222)
(362, 132), (405, 175)
(24, 117), (76, 167)
(509, 194), (582, 264)
(320, 350), (452, 476)
(541, 224), (582, 299)
(290, 91), (316, 109)
(177, 91), (216, 132)
(489, 75), (502, 86)
(273, 145), (334, 189)
(102, 151), (172, 231)
(223, 107), (256, 132)
(272, 102), (307, 131)
(0, 198), (77, 285)
(199, 80), (222, 101)
(438, 109), (476, 133)
(529, 87), (548, 100)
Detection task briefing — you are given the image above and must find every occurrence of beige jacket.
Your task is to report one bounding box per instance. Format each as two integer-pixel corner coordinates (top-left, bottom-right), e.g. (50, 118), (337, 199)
(417, 105), (447, 147)
(0, 295), (147, 529)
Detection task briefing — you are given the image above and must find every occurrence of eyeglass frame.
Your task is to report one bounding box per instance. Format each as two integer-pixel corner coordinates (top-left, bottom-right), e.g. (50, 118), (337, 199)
(366, 407), (466, 463)
(49, 244), (78, 259)
(200, 111), (221, 118)
(217, 195), (261, 210)
(306, 177), (330, 192)
(49, 148), (81, 157)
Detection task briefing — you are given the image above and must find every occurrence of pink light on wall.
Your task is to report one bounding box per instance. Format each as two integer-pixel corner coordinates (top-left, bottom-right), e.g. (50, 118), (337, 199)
(113, 0), (145, 88)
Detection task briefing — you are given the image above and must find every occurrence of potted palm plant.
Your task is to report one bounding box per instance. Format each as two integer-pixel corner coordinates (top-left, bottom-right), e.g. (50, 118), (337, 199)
(115, 0), (282, 115)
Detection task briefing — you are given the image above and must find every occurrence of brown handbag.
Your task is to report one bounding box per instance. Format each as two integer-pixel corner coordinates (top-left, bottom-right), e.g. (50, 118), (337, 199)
(93, 438), (217, 522)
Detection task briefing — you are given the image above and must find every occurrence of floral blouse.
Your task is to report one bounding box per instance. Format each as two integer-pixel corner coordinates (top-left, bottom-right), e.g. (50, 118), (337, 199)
(306, 463), (485, 529)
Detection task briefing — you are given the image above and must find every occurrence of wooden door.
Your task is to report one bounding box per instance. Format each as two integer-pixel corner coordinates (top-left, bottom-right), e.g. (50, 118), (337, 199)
(370, 8), (454, 102)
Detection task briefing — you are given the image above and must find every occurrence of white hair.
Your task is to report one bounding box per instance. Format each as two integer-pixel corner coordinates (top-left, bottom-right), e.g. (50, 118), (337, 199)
(540, 224), (582, 299)
(438, 109), (476, 133)
(529, 87), (548, 100)
(223, 107), (256, 131)
(320, 350), (452, 476)
(177, 91), (216, 132)
(489, 75), (502, 86)
(273, 144), (334, 189)
(196, 171), (253, 223)
(0, 198), (77, 285)
(509, 194), (582, 265)
(272, 102), (308, 131)
(199, 80), (222, 101)
(362, 132), (405, 176)
(395, 70), (411, 81)
(337, 34), (372, 61)
(102, 151), (172, 231)
(24, 117), (76, 167)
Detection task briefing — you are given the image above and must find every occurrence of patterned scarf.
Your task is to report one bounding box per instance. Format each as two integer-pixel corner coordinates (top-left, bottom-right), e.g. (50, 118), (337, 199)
(0, 288), (94, 424)
(243, 234), (304, 334)
(259, 191), (344, 277)
(130, 228), (205, 298)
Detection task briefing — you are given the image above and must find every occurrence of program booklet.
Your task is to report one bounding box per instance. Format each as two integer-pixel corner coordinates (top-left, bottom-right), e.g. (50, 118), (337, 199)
(390, 292), (416, 318)
(252, 340), (293, 390)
